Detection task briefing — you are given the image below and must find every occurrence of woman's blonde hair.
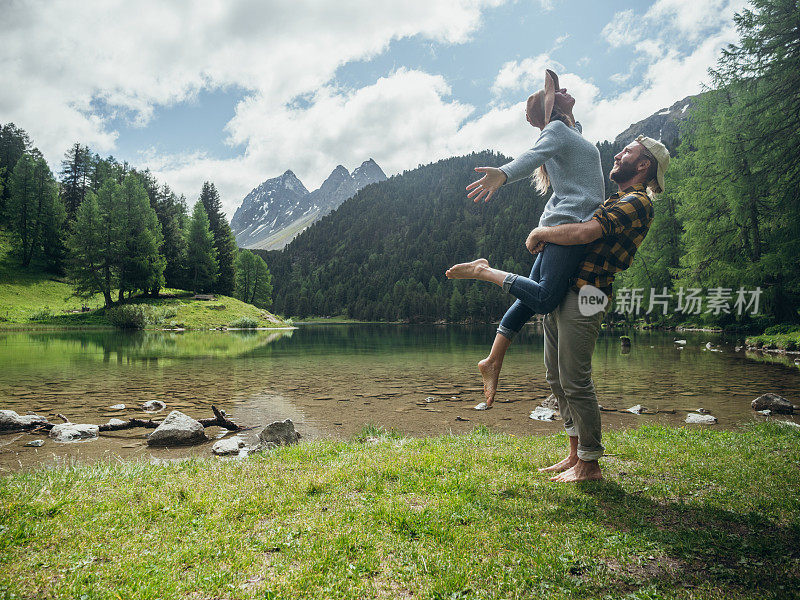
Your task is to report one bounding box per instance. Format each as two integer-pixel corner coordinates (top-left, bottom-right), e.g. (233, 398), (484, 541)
(531, 106), (575, 195)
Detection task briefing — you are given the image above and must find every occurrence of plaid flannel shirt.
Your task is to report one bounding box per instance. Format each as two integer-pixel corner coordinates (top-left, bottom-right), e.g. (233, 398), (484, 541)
(573, 183), (654, 298)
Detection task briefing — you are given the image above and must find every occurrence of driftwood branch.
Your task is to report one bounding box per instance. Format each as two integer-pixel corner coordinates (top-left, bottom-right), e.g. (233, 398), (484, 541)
(98, 418), (161, 432)
(7, 405), (245, 434)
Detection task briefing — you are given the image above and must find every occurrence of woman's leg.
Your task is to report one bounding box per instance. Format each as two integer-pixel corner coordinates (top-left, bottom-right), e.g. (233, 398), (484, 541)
(446, 246), (587, 407)
(478, 257), (541, 407)
(502, 243), (588, 315)
(445, 244), (587, 315)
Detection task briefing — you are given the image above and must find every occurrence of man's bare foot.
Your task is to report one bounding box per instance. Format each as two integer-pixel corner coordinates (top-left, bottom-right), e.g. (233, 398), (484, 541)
(445, 258), (489, 280)
(477, 357), (500, 406)
(538, 455), (578, 473)
(550, 459), (603, 483)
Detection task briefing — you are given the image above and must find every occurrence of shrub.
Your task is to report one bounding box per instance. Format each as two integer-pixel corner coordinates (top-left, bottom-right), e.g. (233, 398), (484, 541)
(107, 305), (149, 329)
(29, 308), (52, 321)
(229, 316), (258, 329)
(764, 324), (800, 335)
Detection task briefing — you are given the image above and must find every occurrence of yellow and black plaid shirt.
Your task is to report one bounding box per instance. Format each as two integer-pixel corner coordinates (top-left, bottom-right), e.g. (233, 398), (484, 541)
(573, 183), (654, 298)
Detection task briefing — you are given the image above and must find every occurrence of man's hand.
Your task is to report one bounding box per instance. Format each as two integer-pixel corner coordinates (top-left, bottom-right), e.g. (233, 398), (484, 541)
(466, 167), (507, 203)
(526, 227), (548, 254)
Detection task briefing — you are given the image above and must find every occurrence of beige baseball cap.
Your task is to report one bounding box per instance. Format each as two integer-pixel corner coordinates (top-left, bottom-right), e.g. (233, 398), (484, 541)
(635, 135), (670, 193)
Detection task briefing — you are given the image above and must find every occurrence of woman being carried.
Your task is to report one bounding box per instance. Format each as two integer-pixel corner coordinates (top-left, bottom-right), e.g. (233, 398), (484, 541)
(446, 69), (605, 409)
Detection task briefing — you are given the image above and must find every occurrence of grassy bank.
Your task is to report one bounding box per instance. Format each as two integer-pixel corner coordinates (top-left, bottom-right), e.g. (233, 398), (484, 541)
(0, 232), (290, 330)
(746, 324), (800, 351)
(1, 423), (799, 599)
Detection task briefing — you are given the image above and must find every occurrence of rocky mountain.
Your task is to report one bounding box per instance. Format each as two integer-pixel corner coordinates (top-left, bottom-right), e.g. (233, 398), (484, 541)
(614, 94), (700, 153)
(231, 159), (386, 250)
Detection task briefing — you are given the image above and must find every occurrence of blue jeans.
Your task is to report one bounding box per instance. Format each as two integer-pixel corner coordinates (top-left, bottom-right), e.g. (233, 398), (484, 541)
(497, 242), (588, 340)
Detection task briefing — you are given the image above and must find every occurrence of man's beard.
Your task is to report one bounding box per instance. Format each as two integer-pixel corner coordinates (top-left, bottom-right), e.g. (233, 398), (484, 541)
(610, 162), (638, 184)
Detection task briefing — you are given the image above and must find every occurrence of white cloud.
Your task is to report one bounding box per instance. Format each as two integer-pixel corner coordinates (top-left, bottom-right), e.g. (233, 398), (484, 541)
(1, 0), (748, 217)
(609, 72), (633, 84)
(0, 0), (504, 195)
(147, 69), (479, 215)
(491, 55), (564, 97)
(583, 0), (745, 141)
(602, 9), (640, 47)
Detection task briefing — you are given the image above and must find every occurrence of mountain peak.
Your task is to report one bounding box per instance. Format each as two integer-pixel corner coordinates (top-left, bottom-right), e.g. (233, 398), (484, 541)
(231, 159), (386, 250)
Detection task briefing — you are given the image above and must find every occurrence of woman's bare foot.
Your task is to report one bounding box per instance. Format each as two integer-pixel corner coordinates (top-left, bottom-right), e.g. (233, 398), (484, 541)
(477, 357), (500, 406)
(550, 459), (603, 483)
(537, 455), (578, 473)
(445, 258), (489, 280)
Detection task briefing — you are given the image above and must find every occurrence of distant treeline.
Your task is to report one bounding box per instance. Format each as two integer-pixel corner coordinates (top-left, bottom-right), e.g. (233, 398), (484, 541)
(259, 0), (798, 327)
(0, 131), (272, 309)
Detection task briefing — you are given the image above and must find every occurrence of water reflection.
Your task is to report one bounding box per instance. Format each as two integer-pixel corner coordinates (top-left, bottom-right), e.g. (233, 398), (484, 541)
(1, 325), (798, 473)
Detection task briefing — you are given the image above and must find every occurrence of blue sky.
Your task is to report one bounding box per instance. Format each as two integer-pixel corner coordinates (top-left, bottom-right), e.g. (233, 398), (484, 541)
(1, 0), (747, 216)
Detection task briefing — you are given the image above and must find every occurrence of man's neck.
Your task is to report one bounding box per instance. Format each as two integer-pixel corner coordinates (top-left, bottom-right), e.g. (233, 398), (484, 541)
(614, 178), (645, 192)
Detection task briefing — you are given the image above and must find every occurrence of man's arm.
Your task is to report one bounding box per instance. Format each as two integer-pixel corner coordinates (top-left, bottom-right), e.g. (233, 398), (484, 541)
(526, 191), (653, 253)
(526, 220), (603, 253)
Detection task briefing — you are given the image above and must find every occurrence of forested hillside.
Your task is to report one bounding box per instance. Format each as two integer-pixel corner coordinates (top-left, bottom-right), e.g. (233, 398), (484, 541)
(260, 151), (554, 322)
(0, 125), (275, 321)
(259, 0), (799, 328)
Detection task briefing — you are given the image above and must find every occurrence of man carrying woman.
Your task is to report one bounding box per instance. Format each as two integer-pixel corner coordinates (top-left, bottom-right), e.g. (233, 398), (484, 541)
(447, 69), (670, 482)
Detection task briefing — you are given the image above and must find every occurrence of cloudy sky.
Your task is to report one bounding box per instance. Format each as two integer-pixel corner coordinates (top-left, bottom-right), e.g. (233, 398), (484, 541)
(1, 0), (747, 217)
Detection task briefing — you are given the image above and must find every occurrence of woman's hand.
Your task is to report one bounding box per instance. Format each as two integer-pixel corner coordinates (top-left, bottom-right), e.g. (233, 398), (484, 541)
(526, 227), (548, 254)
(466, 167), (507, 203)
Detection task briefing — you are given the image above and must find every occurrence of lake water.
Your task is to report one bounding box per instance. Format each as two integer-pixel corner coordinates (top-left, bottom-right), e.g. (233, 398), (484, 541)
(1, 325), (798, 472)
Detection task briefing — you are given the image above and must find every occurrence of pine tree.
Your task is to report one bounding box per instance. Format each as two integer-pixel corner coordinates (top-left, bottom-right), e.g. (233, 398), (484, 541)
(59, 143), (92, 218)
(67, 192), (115, 306)
(186, 202), (218, 293)
(199, 182), (237, 295)
(114, 176), (165, 300)
(449, 288), (465, 322)
(0, 123), (33, 220)
(235, 249), (273, 308)
(8, 154), (63, 267)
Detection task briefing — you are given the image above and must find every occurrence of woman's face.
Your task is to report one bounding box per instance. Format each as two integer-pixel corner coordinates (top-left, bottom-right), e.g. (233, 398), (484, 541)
(553, 88), (575, 113)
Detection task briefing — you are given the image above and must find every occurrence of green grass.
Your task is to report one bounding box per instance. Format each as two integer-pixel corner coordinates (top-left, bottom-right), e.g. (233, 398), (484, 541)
(1, 423), (799, 599)
(747, 324), (800, 351)
(0, 231), (290, 330)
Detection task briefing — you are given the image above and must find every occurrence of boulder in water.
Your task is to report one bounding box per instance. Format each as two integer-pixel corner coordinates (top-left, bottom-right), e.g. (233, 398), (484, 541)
(147, 410), (207, 446)
(685, 413), (718, 425)
(541, 394), (559, 410)
(142, 400), (166, 413)
(49, 423), (99, 442)
(751, 393), (795, 414)
(530, 406), (559, 421)
(0, 410), (48, 431)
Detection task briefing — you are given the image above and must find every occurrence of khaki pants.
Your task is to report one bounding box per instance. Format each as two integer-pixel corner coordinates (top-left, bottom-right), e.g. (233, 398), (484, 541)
(543, 288), (606, 461)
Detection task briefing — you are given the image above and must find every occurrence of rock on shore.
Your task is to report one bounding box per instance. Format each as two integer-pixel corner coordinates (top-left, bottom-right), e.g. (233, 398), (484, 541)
(257, 419), (300, 447)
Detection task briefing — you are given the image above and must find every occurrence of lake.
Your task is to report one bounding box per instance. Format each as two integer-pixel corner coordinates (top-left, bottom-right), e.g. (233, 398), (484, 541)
(1, 325), (798, 472)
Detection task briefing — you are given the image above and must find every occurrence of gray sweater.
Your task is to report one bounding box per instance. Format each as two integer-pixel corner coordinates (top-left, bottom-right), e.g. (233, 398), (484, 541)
(499, 120), (605, 227)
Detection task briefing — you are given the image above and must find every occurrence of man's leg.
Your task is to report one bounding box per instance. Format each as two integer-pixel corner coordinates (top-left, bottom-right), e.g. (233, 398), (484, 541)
(538, 304), (580, 473)
(549, 289), (605, 483)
